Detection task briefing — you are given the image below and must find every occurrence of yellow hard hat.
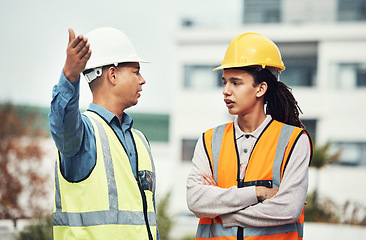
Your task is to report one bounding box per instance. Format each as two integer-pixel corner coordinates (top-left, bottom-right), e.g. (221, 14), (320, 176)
(214, 32), (285, 72)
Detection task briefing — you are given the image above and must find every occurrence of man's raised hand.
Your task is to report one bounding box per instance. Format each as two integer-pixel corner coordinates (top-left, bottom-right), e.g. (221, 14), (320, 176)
(63, 28), (92, 82)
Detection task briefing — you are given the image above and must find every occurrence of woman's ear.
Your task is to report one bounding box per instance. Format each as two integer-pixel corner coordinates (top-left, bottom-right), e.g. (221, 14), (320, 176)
(256, 82), (268, 98)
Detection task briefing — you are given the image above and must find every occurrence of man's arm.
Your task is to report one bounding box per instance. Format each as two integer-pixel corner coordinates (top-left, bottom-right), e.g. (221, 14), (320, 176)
(48, 28), (91, 157)
(186, 137), (259, 219)
(221, 134), (311, 228)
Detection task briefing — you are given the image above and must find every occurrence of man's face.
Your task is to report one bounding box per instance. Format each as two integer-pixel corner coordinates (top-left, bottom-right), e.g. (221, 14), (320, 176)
(115, 62), (145, 110)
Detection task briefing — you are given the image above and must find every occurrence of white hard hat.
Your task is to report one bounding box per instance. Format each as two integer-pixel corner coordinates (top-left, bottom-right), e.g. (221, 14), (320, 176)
(84, 27), (148, 83)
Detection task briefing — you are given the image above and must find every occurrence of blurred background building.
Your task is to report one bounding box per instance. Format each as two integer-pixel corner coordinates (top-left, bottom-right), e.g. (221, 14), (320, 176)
(1, 0), (366, 239)
(168, 0), (366, 238)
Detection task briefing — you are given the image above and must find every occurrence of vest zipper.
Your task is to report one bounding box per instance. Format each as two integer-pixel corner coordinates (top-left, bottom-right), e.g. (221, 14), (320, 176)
(134, 132), (153, 240)
(88, 111), (154, 239)
(137, 178), (153, 240)
(233, 125), (244, 240)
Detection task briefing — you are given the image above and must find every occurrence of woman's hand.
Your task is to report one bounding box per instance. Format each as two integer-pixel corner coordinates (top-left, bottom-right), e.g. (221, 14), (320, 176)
(256, 186), (279, 202)
(201, 174), (217, 186)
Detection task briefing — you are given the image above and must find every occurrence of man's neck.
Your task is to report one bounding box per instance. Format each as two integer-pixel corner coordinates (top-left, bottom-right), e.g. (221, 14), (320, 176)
(92, 97), (125, 123)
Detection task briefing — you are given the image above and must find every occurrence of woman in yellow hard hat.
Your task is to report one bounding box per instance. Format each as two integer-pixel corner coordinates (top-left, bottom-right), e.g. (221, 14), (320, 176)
(187, 32), (312, 240)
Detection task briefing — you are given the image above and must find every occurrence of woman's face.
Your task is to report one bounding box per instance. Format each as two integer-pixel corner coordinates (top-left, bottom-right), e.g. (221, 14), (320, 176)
(222, 68), (265, 116)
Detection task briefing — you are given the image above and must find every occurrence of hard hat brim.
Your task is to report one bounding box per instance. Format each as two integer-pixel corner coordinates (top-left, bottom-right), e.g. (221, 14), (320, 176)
(85, 57), (150, 71)
(213, 63), (285, 71)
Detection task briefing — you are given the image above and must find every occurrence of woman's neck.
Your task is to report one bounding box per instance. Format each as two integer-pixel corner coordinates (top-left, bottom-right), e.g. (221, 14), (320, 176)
(237, 110), (266, 133)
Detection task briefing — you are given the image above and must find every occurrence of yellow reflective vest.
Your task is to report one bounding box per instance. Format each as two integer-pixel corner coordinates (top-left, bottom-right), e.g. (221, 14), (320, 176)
(196, 119), (312, 240)
(53, 111), (157, 240)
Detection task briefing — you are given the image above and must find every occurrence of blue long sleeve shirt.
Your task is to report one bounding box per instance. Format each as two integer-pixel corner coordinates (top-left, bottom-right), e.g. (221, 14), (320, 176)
(48, 72), (137, 182)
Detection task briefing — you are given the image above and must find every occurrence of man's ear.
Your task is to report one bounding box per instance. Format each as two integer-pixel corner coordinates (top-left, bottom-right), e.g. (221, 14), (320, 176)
(107, 66), (118, 85)
(256, 82), (268, 98)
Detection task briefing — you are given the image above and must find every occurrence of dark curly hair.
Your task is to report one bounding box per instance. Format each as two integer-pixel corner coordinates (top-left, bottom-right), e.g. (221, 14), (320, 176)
(237, 66), (304, 128)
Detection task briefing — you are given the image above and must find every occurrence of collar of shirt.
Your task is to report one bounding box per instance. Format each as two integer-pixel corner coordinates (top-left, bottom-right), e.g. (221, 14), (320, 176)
(87, 103), (133, 132)
(234, 115), (273, 140)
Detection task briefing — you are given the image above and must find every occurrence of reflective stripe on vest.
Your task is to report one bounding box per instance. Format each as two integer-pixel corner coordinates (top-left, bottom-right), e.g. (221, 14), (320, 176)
(196, 120), (308, 240)
(196, 222), (303, 238)
(53, 111), (157, 240)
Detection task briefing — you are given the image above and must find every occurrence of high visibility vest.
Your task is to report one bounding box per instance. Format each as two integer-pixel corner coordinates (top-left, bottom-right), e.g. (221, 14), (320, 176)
(53, 111), (157, 240)
(196, 119), (311, 240)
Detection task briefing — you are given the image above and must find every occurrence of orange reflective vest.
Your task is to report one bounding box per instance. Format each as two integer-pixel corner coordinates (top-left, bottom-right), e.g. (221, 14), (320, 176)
(196, 119), (311, 240)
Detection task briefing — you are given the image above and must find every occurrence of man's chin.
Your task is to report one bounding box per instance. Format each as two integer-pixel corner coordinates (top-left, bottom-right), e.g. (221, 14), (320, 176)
(131, 100), (138, 107)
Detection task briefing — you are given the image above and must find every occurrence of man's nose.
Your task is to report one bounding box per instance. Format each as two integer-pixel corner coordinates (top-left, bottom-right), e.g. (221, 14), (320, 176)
(139, 75), (146, 85)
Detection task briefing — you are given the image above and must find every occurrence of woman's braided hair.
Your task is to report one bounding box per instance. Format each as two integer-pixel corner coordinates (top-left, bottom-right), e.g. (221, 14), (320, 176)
(239, 66), (305, 129)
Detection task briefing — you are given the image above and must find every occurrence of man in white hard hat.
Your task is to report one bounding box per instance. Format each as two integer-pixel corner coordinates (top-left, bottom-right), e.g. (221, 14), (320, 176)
(49, 27), (158, 240)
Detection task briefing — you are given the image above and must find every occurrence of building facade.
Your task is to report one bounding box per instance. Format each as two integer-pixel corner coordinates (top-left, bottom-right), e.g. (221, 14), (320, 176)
(168, 0), (366, 236)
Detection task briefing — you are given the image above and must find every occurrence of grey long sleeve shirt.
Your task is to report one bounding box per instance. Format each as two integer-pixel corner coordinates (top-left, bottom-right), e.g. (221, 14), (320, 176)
(186, 115), (311, 228)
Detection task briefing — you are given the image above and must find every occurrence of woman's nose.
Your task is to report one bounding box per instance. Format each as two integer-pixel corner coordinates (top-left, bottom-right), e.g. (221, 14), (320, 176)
(222, 84), (230, 96)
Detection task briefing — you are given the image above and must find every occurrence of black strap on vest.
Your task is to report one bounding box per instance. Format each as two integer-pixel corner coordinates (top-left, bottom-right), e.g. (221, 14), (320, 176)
(239, 180), (273, 188)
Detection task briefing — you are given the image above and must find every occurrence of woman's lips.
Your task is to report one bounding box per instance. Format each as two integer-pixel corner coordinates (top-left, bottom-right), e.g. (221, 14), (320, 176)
(224, 99), (234, 108)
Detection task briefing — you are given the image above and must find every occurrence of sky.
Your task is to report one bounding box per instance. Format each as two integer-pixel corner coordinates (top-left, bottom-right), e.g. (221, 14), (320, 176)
(0, 0), (180, 113)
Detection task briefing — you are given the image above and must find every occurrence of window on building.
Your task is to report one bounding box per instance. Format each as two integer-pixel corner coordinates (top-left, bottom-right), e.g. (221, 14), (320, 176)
(128, 113), (170, 142)
(338, 0), (366, 21)
(181, 139), (198, 161)
(184, 65), (223, 89)
(276, 42), (318, 87)
(243, 0), (281, 24)
(330, 142), (366, 166)
(280, 57), (317, 87)
(301, 119), (317, 142)
(335, 63), (366, 89)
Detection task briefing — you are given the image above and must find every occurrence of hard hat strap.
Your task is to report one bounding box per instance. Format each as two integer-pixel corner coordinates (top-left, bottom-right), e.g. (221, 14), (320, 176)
(84, 67), (103, 83)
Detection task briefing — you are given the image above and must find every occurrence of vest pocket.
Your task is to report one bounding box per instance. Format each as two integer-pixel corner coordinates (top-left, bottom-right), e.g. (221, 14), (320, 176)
(138, 170), (155, 192)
